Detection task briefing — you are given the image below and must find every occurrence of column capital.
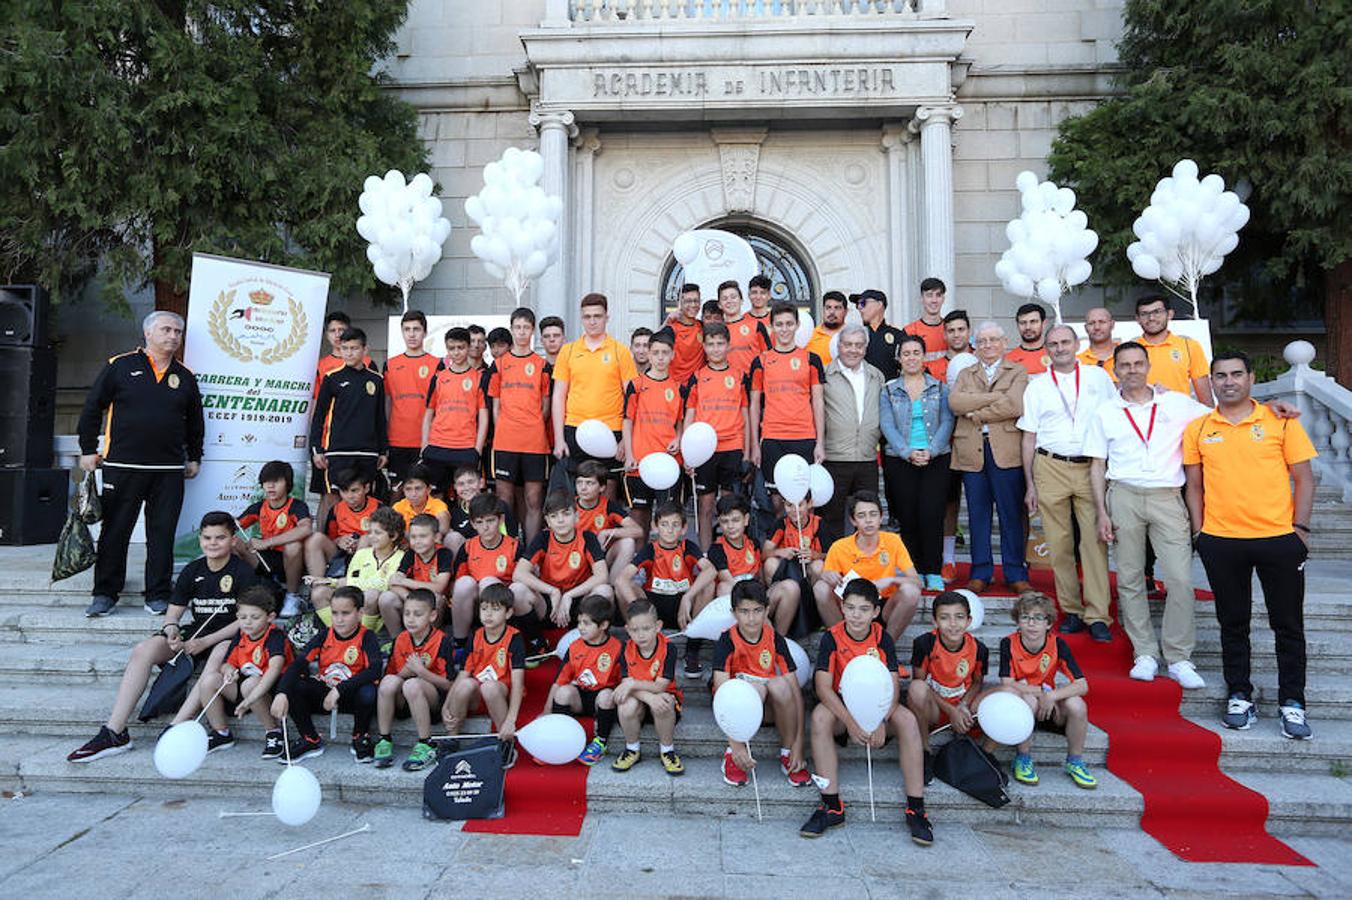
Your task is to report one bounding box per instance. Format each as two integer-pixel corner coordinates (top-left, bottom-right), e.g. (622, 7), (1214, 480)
(880, 123), (915, 152)
(529, 105), (578, 138)
(908, 104), (963, 134)
(574, 126), (602, 155)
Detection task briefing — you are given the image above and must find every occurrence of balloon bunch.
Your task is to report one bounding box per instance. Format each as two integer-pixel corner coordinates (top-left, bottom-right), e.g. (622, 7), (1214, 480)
(356, 170), (452, 311)
(995, 171), (1099, 324)
(465, 147), (564, 302)
(1127, 159), (1251, 319)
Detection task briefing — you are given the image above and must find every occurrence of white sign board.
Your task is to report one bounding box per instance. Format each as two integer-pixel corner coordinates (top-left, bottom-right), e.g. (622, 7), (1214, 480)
(674, 229), (759, 308)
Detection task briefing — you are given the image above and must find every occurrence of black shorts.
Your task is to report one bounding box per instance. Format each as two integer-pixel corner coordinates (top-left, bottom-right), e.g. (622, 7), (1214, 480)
(624, 474), (674, 511)
(641, 699), (683, 725)
(421, 446), (480, 494)
(493, 449), (549, 486)
(563, 425), (624, 478)
(320, 454), (380, 494)
(385, 447), (422, 484)
(769, 558), (810, 596)
(575, 688), (606, 717)
(694, 450), (743, 496)
(642, 591), (682, 627)
(257, 547), (285, 578)
(760, 439), (816, 490)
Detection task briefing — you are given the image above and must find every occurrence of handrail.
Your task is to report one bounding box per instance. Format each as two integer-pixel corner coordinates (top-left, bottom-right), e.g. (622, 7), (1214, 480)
(565, 0), (946, 24)
(1253, 341), (1352, 502)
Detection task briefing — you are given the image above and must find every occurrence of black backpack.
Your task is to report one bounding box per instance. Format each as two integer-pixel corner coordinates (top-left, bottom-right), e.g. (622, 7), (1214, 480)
(423, 737), (508, 821)
(934, 735), (1010, 808)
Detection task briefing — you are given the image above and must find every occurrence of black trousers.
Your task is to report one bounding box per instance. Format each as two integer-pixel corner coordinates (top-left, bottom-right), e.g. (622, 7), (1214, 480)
(1197, 532), (1308, 706)
(882, 452), (951, 576)
(818, 460), (878, 547)
(284, 678), (378, 739)
(94, 467), (185, 602)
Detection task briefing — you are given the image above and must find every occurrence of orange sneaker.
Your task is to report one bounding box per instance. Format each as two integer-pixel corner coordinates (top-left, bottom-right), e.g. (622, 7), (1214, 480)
(940, 563), (958, 583)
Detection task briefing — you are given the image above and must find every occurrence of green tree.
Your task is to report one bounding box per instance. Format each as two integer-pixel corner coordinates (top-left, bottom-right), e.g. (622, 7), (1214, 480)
(0, 0), (428, 313)
(1047, 0), (1350, 328)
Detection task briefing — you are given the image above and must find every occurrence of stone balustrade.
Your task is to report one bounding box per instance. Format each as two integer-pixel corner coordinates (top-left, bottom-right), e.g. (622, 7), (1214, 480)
(1253, 341), (1352, 502)
(566, 0), (946, 24)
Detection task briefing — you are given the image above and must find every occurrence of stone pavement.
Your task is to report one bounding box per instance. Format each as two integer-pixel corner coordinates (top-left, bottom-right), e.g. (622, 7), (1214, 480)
(0, 793), (1349, 898)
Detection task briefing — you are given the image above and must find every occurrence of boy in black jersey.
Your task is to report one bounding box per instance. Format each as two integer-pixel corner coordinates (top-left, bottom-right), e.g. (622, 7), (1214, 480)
(311, 326), (387, 522)
(67, 512), (257, 762)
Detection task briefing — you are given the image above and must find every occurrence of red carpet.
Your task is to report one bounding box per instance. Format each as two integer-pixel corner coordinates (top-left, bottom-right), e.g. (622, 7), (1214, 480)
(462, 655), (590, 836)
(936, 563), (1307, 865)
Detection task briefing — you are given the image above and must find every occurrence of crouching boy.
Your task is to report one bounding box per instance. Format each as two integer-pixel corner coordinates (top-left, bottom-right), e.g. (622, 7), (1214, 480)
(611, 598), (685, 776)
(374, 589), (456, 771)
(546, 594), (623, 766)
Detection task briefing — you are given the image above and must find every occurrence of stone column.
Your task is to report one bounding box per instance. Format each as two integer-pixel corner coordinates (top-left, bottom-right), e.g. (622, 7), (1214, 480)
(910, 104), (962, 305)
(529, 106), (578, 329)
(572, 128), (602, 304)
(881, 123), (916, 323)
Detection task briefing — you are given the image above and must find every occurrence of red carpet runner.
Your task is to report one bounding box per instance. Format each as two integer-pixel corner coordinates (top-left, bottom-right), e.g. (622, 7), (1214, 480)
(935, 564), (1310, 865)
(462, 655), (590, 836)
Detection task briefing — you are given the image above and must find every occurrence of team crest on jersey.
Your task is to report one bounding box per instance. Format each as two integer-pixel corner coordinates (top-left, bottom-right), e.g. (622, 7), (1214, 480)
(740, 324), (750, 336)
(1251, 423), (1266, 441)
(219, 574), (233, 592)
(568, 550), (582, 569)
(672, 555), (682, 573)
(885, 333), (895, 344)
(360, 517), (371, 531)
(276, 511), (288, 528)
(462, 377), (473, 391)
(1170, 349), (1182, 361)
(419, 651), (432, 665)
(594, 514), (605, 530)
(956, 658), (970, 678)
(525, 362), (536, 376)
(1040, 355), (1050, 367)
(649, 660), (660, 678)
(495, 554), (508, 573)
(879, 551), (889, 566)
(365, 381), (376, 395)
(496, 647), (507, 667)
(1039, 653), (1052, 673)
(789, 357), (801, 371)
(866, 647), (881, 660)
(597, 652), (613, 672)
(168, 374), (180, 389)
(724, 375), (735, 389)
(418, 365), (429, 378)
(603, 352), (612, 364)
(758, 649), (773, 671)
(744, 548), (755, 565)
(344, 646), (359, 665)
(664, 387), (675, 403)
(252, 646), (264, 665)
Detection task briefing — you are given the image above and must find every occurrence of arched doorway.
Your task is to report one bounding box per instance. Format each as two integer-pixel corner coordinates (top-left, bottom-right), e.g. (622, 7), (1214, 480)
(659, 223), (816, 322)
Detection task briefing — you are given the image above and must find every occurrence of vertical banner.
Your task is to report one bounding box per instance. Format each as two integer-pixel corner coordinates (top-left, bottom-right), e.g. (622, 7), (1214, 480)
(174, 253), (330, 561)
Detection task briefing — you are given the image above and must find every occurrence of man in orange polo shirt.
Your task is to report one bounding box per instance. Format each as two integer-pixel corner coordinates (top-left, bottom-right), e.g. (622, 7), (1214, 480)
(804, 291), (847, 366)
(552, 293), (639, 497)
(1005, 303), (1049, 375)
(1184, 350), (1316, 740)
(1076, 306), (1118, 380)
(1134, 295), (1212, 405)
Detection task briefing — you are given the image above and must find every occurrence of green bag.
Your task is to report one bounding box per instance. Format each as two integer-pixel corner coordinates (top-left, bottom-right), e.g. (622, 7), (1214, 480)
(52, 513), (96, 582)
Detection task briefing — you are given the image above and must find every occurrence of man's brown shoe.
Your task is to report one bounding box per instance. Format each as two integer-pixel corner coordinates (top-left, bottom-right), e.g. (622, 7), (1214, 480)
(966, 579), (988, 594)
(1008, 580), (1035, 594)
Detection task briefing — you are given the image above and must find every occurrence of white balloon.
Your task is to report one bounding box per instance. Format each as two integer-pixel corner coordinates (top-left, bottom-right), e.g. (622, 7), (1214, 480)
(1126, 241), (1144, 262)
(1227, 204), (1251, 231)
(575, 419), (617, 458)
(432, 218), (452, 245)
(358, 192), (375, 215)
(1074, 229), (1099, 257)
(994, 258), (1015, 282)
(383, 169), (405, 190)
(673, 232), (700, 265)
(638, 452), (680, 491)
(553, 628), (581, 659)
(1172, 158), (1199, 182)
(1020, 191), (1045, 213)
(465, 195), (485, 224)
(523, 250), (548, 278)
(1006, 272), (1035, 298)
(1200, 255), (1224, 275)
(793, 312), (815, 349)
(684, 594), (733, 640)
(772, 454), (811, 504)
(953, 588), (984, 631)
(410, 172), (434, 198)
(807, 463), (834, 507)
(1200, 173), (1225, 195)
(977, 691), (1036, 746)
(365, 244), (383, 265)
(713, 678), (764, 743)
(840, 655), (894, 733)
(1215, 232), (1239, 255)
(1005, 219), (1028, 244)
(1054, 187), (1076, 215)
(1131, 254), (1162, 281)
(373, 259), (399, 286)
(1035, 277), (1061, 304)
(1065, 259), (1092, 286)
(153, 721), (208, 780)
(1160, 256), (1184, 282)
(680, 422), (718, 469)
(517, 714), (587, 765)
(272, 765), (322, 826)
(787, 639), (811, 688)
(363, 175), (382, 194)
(1015, 170), (1039, 193)
(1067, 210), (1088, 231)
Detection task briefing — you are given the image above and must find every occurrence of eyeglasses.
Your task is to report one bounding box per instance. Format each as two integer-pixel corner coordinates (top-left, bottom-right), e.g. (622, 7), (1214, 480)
(1136, 308), (1168, 318)
(1018, 615), (1050, 624)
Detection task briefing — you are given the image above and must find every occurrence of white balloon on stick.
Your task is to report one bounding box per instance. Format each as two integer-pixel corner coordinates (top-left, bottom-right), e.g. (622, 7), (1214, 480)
(356, 169), (451, 311)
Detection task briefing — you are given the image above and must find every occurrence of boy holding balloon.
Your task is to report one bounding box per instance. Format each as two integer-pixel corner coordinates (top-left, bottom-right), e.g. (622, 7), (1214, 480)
(996, 592), (1095, 789)
(802, 578), (932, 845)
(763, 493), (824, 635)
(621, 330), (685, 537)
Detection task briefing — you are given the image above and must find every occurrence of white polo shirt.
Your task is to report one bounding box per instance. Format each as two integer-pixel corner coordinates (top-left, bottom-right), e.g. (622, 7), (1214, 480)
(1017, 363), (1117, 457)
(1083, 388), (1209, 488)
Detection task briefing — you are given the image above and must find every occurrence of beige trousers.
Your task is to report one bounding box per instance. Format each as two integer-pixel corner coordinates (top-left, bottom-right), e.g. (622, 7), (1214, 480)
(1106, 481), (1196, 664)
(1034, 454), (1110, 624)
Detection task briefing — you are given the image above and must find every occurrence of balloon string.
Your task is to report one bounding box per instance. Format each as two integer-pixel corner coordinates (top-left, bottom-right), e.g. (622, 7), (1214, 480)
(866, 742), (876, 823)
(167, 618), (213, 666)
(749, 756), (763, 823)
(193, 680), (234, 725)
(266, 823), (371, 861)
(282, 717), (292, 767)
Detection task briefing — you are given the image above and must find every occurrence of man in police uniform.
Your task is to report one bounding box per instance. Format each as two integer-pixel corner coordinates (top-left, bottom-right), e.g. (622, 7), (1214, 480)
(855, 288), (904, 381)
(78, 311), (204, 617)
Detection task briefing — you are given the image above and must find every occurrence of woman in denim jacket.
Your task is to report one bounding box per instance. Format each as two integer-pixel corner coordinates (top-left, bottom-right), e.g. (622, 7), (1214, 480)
(880, 334), (955, 591)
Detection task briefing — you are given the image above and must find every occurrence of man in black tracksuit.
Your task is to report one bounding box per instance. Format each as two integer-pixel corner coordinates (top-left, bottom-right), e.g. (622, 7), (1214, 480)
(78, 311), (204, 618)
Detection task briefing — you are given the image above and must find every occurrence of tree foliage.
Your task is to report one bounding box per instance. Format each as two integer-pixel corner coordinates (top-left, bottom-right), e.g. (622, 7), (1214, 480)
(0, 0), (428, 310)
(1048, 0), (1351, 316)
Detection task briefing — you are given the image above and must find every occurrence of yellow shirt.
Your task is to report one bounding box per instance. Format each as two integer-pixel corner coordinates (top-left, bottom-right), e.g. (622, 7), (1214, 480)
(1076, 345), (1117, 381)
(345, 547), (407, 592)
(553, 335), (638, 430)
(805, 325), (837, 367)
(393, 496), (449, 530)
(824, 531), (915, 598)
(1142, 331), (1208, 396)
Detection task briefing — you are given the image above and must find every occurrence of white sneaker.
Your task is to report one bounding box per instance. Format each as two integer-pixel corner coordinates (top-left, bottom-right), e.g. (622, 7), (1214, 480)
(1129, 655), (1158, 681)
(1167, 660), (1206, 689)
(281, 592), (303, 618)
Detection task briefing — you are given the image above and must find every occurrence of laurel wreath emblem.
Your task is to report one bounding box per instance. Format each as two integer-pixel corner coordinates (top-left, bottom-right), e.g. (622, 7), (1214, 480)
(207, 290), (308, 364)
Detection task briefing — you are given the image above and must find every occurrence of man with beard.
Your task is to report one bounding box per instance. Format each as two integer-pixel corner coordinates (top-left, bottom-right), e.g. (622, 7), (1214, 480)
(1006, 303), (1049, 376)
(805, 291), (847, 365)
(1134, 295), (1213, 405)
(1076, 306), (1118, 380)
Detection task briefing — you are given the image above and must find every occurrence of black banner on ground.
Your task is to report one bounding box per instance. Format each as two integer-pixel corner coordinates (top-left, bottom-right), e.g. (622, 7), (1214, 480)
(423, 737), (506, 820)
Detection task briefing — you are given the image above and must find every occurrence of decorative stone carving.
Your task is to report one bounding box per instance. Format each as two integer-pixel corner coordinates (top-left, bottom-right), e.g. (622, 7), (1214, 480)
(712, 128), (768, 214)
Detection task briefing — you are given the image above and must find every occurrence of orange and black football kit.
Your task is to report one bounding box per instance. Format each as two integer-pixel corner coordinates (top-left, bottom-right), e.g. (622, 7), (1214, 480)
(910, 630), (988, 706)
(524, 529), (605, 596)
(998, 633), (1083, 689)
(278, 624), (383, 739)
(239, 496), (311, 573)
(620, 633), (684, 721)
(463, 624), (526, 686)
(553, 634), (623, 737)
(385, 626), (456, 700)
(815, 621), (906, 694)
(706, 535), (762, 583)
(632, 539), (705, 625)
(711, 624), (795, 683)
(398, 547), (456, 591)
(452, 533), (525, 582)
(224, 624), (293, 679)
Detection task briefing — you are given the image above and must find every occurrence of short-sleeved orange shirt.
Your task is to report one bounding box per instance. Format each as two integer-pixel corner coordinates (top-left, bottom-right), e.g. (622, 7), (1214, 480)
(1142, 331), (1208, 395)
(1077, 346), (1117, 381)
(392, 496), (449, 530)
(748, 347), (824, 441)
(624, 372), (685, 461)
(903, 318), (948, 377)
(1006, 345), (1050, 375)
(384, 353), (436, 448)
(668, 317), (706, 385)
(425, 365), (485, 449)
(684, 364), (748, 452)
(553, 335), (638, 430)
(487, 351), (551, 454)
(1183, 401), (1317, 538)
(723, 315), (771, 378)
(823, 531), (914, 598)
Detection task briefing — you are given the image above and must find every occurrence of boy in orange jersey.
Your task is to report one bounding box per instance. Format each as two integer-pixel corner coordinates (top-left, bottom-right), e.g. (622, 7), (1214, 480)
(272, 586), (384, 763)
(442, 584), (526, 754)
(711, 581), (809, 789)
(665, 283), (706, 385)
(384, 310), (436, 485)
(997, 592), (1095, 789)
(748, 304), (827, 486)
(303, 468), (382, 581)
(574, 460), (643, 580)
(687, 493), (762, 678)
(902, 277), (949, 378)
(547, 594), (624, 766)
(611, 598), (685, 776)
(907, 591), (990, 776)
(391, 464), (451, 537)
(762, 493), (823, 635)
(389, 513), (455, 622)
(622, 330), (685, 536)
(373, 589), (456, 772)
(514, 490), (612, 628)
(615, 501), (715, 626)
(489, 307), (553, 543)
(188, 586), (293, 758)
(422, 327), (489, 495)
(683, 321), (750, 548)
(450, 493), (539, 649)
(235, 460), (313, 617)
(718, 280), (771, 379)
(816, 491), (923, 641)
(801, 579), (932, 845)
(445, 465), (520, 556)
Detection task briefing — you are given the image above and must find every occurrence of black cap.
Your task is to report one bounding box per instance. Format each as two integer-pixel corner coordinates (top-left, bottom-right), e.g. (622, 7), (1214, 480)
(857, 289), (888, 308)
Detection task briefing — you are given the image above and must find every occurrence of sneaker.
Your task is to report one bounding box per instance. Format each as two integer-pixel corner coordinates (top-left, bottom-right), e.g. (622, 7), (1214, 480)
(279, 735), (324, 763)
(1167, 660), (1206, 690)
(1089, 621), (1112, 643)
(611, 748), (641, 772)
(1129, 655), (1158, 682)
(923, 574), (945, 592)
(578, 737), (607, 766)
(144, 598), (169, 615)
(1279, 702), (1312, 741)
(1222, 694), (1256, 731)
(781, 751), (811, 787)
(906, 807), (934, 846)
(721, 748), (749, 787)
(280, 593), (303, 618)
(684, 642), (704, 680)
(351, 733), (375, 763)
(1064, 759), (1098, 789)
(402, 740), (437, 771)
(67, 725), (132, 763)
(940, 562), (958, 583)
(84, 596), (117, 618)
(373, 737), (395, 769)
(261, 730), (285, 760)
(1058, 613), (1085, 634)
(660, 750), (685, 777)
(799, 802), (845, 838)
(923, 750), (934, 786)
(206, 729), (235, 753)
(1011, 754), (1038, 785)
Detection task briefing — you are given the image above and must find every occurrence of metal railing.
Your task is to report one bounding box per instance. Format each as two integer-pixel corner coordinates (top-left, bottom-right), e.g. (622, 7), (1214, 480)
(1253, 341), (1352, 502)
(566, 0), (944, 23)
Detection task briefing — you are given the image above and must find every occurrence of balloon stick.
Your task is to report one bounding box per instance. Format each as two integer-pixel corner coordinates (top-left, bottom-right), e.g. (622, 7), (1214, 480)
(750, 754), (763, 823)
(239, 529), (272, 574)
(218, 810), (273, 819)
(167, 618), (213, 666)
(329, 708), (338, 741)
(193, 679), (234, 724)
(866, 743), (876, 823)
(282, 718), (292, 767)
(429, 732), (500, 742)
(267, 823), (372, 861)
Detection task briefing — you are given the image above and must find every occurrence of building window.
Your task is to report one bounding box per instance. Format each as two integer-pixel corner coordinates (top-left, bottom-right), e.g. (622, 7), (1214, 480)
(660, 225), (815, 322)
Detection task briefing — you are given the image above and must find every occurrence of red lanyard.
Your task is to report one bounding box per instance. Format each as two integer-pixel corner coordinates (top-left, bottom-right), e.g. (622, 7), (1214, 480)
(1123, 403), (1157, 447)
(1049, 365), (1080, 418)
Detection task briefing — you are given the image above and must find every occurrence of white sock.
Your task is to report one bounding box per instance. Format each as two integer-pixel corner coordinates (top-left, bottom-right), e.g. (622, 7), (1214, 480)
(943, 536), (956, 564)
(780, 747), (790, 757)
(660, 744), (674, 754)
(627, 742), (640, 752)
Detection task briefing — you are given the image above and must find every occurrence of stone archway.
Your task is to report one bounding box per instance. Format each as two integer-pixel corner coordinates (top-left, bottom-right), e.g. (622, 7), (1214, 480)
(659, 221), (817, 320)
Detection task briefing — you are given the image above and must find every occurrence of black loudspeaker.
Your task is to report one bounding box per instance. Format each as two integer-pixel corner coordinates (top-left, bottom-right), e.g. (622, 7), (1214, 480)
(0, 347), (57, 468)
(0, 468), (68, 545)
(0, 285), (48, 347)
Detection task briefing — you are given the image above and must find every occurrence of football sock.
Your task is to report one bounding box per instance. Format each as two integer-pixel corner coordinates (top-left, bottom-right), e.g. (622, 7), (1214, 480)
(628, 742), (642, 752)
(595, 707), (617, 742)
(822, 792), (842, 811)
(907, 795), (925, 814)
(659, 744), (674, 754)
